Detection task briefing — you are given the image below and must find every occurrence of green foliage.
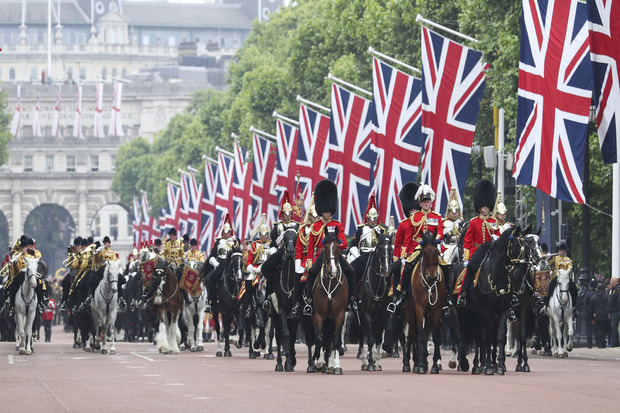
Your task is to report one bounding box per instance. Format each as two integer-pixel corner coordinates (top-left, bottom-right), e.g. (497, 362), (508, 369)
(0, 88), (12, 166)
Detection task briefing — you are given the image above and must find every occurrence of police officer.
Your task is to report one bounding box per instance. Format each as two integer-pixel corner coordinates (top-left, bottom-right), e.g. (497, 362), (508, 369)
(205, 213), (240, 313)
(388, 183), (419, 313)
(304, 179), (357, 315)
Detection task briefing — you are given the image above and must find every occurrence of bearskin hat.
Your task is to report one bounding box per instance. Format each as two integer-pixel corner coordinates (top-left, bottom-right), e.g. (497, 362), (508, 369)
(474, 179), (496, 213)
(399, 182), (420, 216)
(314, 179), (338, 215)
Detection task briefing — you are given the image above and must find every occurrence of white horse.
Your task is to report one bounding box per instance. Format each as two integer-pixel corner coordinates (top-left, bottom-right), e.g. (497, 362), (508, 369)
(547, 269), (574, 357)
(90, 260), (121, 355)
(182, 261), (208, 352)
(14, 257), (40, 355)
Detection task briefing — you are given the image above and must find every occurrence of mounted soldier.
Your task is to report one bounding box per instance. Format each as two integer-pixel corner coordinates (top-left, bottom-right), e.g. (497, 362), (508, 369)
(269, 190), (301, 256)
(388, 182), (419, 312)
(71, 237), (96, 311)
(295, 197), (320, 317)
(493, 191), (513, 234)
(84, 236), (125, 309)
(26, 238), (49, 315)
(441, 187), (464, 262)
(2, 235), (29, 317)
(303, 179), (357, 315)
(547, 243), (578, 318)
(162, 228), (184, 279)
(205, 213), (241, 313)
(347, 195), (386, 263)
(245, 214), (271, 317)
(60, 237), (83, 312)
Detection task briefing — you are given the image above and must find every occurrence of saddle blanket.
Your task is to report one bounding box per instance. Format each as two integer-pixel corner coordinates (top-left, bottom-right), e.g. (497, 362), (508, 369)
(533, 270), (551, 297)
(139, 258), (157, 287)
(180, 266), (203, 297)
(453, 267), (481, 295)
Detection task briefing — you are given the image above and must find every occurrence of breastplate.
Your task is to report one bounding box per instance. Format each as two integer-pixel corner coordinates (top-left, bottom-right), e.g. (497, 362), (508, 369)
(217, 239), (231, 259)
(360, 226), (378, 252)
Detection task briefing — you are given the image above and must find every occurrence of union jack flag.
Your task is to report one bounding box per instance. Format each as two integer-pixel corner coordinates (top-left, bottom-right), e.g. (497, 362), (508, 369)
(275, 118), (300, 197)
(52, 85), (61, 139)
(297, 102), (330, 209)
(162, 182), (181, 235)
(514, 0), (592, 203)
(215, 151), (235, 237)
(420, 26), (489, 213)
(326, 83), (376, 236)
(232, 141), (253, 241)
(132, 197), (143, 247)
(251, 133), (279, 229)
(588, 0), (620, 164)
(33, 93), (42, 138)
(141, 192), (161, 242)
(199, 158), (218, 251)
(371, 57), (423, 225)
(179, 171), (203, 239)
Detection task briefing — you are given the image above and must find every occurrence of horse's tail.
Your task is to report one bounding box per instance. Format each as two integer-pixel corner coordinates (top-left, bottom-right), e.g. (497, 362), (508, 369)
(347, 311), (362, 344)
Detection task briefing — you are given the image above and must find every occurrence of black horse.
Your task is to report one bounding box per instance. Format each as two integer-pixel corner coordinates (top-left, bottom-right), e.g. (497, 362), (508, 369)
(202, 246), (245, 357)
(350, 233), (393, 371)
(262, 227), (300, 371)
(453, 226), (529, 375)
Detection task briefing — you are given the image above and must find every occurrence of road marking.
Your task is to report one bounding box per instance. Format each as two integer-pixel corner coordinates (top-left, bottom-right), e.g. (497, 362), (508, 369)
(200, 355), (217, 358)
(165, 383), (183, 386)
(131, 352), (155, 362)
(142, 374), (160, 377)
(8, 355), (14, 364)
(193, 397), (211, 400)
(126, 366), (145, 369)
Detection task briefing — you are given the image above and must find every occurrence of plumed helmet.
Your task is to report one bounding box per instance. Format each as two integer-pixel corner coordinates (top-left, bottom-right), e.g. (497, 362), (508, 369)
(278, 190), (293, 220)
(103, 236), (111, 244)
(258, 213), (269, 235)
(222, 213), (233, 235)
(415, 184), (436, 203)
(314, 179), (338, 215)
(168, 227), (177, 236)
(492, 191), (505, 219)
(497, 203), (507, 215)
(399, 182), (420, 216)
(473, 179), (496, 213)
(190, 238), (198, 246)
(445, 187), (462, 218)
(364, 195), (379, 224)
(303, 194), (318, 224)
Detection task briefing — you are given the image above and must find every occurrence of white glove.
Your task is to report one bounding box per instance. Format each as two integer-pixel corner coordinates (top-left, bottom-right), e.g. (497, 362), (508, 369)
(209, 257), (219, 268)
(295, 259), (304, 274)
(463, 261), (469, 267)
(269, 247), (278, 255)
(349, 246), (360, 261)
(246, 264), (254, 274)
(491, 234), (499, 242)
(255, 265), (262, 274)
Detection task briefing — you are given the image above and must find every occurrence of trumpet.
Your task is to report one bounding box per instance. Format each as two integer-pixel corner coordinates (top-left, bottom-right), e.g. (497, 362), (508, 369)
(0, 263), (9, 278)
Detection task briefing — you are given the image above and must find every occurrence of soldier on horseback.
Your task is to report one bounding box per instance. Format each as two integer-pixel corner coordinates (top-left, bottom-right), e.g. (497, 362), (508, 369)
(303, 179), (357, 315)
(2, 236), (29, 317)
(205, 213), (240, 313)
(162, 228), (183, 279)
(245, 214), (271, 318)
(348, 195), (386, 263)
(84, 236), (124, 309)
(387, 183), (419, 312)
(441, 187), (464, 257)
(59, 237), (83, 312)
(186, 238), (205, 263)
(28, 238), (49, 315)
(546, 243), (578, 318)
(493, 192), (513, 234)
(296, 198), (320, 317)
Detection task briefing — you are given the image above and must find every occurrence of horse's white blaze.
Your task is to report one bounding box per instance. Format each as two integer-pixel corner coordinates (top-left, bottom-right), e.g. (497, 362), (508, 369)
(153, 278), (165, 306)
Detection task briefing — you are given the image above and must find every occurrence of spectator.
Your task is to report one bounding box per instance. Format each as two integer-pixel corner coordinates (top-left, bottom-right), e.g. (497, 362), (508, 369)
(42, 298), (56, 342)
(608, 278), (620, 348)
(590, 282), (611, 348)
(584, 280), (597, 348)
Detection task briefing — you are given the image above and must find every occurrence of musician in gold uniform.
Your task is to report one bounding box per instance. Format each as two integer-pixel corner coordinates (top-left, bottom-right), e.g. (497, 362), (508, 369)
(547, 243), (578, 317)
(1, 236), (29, 317)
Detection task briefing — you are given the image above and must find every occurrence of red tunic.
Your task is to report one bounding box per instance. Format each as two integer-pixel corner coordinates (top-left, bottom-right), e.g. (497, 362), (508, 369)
(463, 215), (500, 261)
(295, 223), (312, 265)
(306, 219), (347, 265)
(393, 218), (413, 259)
(246, 241), (269, 268)
(410, 209), (444, 251)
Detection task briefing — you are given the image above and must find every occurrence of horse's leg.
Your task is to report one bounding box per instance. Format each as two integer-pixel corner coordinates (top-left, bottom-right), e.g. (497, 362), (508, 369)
(496, 313), (508, 375)
(213, 311), (223, 356)
(168, 310), (181, 354)
(566, 315), (574, 353)
(431, 324), (442, 374)
(223, 313), (232, 357)
(196, 305), (205, 351)
(156, 309), (169, 353)
(360, 312), (372, 371)
(520, 314), (529, 372)
(414, 302), (428, 374)
(282, 312), (295, 371)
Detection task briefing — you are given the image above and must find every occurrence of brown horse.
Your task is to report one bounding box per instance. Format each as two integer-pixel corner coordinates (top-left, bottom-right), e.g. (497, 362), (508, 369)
(405, 231), (445, 374)
(312, 230), (348, 375)
(150, 260), (183, 354)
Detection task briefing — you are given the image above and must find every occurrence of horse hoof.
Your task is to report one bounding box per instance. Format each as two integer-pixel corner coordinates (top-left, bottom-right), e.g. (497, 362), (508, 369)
(72, 343), (80, 349)
(85, 347), (92, 353)
(235, 341), (243, 349)
(392, 351), (400, 358)
(307, 365), (316, 373)
(523, 365), (530, 373)
(496, 366), (504, 375)
(338, 348), (344, 357)
(249, 352), (256, 359)
(484, 368), (494, 375)
(109, 350), (116, 355)
(19, 349), (26, 355)
(275, 363), (284, 372)
(356, 351), (362, 360)
(285, 363), (294, 372)
(472, 366), (480, 375)
(216, 351), (223, 357)
(325, 367), (334, 375)
(197, 346), (203, 351)
(367, 364), (375, 372)
(265, 353), (274, 360)
(449, 361), (457, 369)
(361, 365), (367, 371)
(189, 347), (196, 353)
(334, 367), (343, 375)
(402, 365), (411, 373)
(531, 349), (537, 355)
(224, 350), (232, 357)
(544, 350), (552, 357)
(505, 351), (512, 357)
(101, 349), (108, 355)
(437, 362), (442, 371)
(430, 366), (438, 374)
(515, 365), (523, 372)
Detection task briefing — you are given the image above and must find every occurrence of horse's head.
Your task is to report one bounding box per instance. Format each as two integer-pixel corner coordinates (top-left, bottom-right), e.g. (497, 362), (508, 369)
(555, 269), (571, 306)
(151, 260), (170, 305)
(419, 231), (440, 282)
(24, 257), (40, 288)
(104, 260), (121, 294)
(375, 234), (393, 278)
(523, 226), (543, 266)
(282, 228), (298, 259)
(228, 246), (245, 282)
(322, 226), (341, 279)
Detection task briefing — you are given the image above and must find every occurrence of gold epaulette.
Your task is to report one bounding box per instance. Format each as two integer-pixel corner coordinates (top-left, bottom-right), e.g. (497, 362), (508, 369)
(470, 216), (478, 222)
(310, 223), (325, 237)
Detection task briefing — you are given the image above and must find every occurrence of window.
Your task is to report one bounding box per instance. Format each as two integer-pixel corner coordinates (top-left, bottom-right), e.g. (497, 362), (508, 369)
(110, 214), (118, 240)
(102, 68), (107, 80)
(46, 155), (54, 172)
(66, 155), (75, 172)
(91, 155), (99, 171)
(111, 155), (116, 171)
(10, 68), (15, 80)
(112, 68), (117, 79)
(142, 35), (150, 46)
(24, 156), (33, 172)
(168, 36), (176, 46)
(93, 215), (101, 237)
(80, 67), (86, 80)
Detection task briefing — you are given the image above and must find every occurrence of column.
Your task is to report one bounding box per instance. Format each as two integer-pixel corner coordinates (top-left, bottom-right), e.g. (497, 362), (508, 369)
(11, 191), (22, 241)
(78, 191), (88, 236)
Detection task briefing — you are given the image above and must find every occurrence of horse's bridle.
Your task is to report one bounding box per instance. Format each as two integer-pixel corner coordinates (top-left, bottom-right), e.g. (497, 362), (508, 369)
(419, 244), (440, 306)
(20, 259), (39, 310)
(363, 237), (391, 301)
(154, 267), (179, 303)
(279, 229), (298, 298)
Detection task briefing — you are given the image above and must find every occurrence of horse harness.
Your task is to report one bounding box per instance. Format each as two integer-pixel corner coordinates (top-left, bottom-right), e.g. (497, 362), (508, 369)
(279, 229), (298, 298)
(320, 242), (343, 300)
(98, 264), (119, 315)
(482, 234), (528, 297)
(222, 252), (243, 300)
(154, 268), (180, 304)
(361, 240), (390, 302)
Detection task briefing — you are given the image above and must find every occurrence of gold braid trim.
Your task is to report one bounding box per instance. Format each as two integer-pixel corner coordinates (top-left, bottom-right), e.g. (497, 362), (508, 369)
(298, 224), (310, 247)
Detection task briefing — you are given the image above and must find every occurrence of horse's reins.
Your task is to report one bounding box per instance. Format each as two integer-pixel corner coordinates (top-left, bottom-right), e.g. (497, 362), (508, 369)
(279, 232), (298, 298)
(320, 242), (343, 300)
(154, 269), (179, 303)
(418, 253), (440, 306)
(20, 267), (38, 313)
(98, 264), (119, 315)
(363, 241), (390, 301)
(222, 252), (243, 299)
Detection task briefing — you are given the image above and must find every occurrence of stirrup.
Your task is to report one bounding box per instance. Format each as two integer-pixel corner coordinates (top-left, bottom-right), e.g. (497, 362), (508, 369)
(387, 301), (396, 313)
(303, 304), (313, 316)
(205, 304), (212, 314)
(290, 303), (300, 318)
(456, 294), (466, 308)
(85, 296), (92, 306)
(262, 300), (271, 311)
(508, 310), (517, 323)
(349, 300), (358, 312)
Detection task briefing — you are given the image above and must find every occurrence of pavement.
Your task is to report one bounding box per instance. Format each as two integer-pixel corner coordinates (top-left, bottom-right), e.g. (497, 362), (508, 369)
(1, 324), (619, 412)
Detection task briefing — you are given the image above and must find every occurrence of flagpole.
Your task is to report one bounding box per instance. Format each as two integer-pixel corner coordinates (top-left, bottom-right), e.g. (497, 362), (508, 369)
(202, 154), (218, 165)
(166, 177), (181, 187)
(296, 95), (330, 114)
(249, 126), (277, 142)
(215, 146), (235, 158)
(273, 111), (299, 126)
(178, 168), (190, 176)
(416, 14), (479, 43)
(368, 47), (421, 74)
(328, 73), (372, 97)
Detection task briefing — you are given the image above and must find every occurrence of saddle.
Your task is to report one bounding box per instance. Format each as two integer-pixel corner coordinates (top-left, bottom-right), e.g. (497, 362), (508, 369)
(453, 267), (482, 295)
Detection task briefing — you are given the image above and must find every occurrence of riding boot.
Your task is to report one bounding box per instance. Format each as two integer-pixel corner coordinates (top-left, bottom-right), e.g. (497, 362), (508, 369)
(8, 304), (15, 318)
(60, 302), (66, 312)
(508, 308), (517, 323)
(205, 300), (212, 314)
(84, 295), (92, 306)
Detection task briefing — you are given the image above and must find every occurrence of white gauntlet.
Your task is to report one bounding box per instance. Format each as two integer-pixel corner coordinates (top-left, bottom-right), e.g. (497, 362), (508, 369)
(295, 259), (304, 274)
(209, 257), (219, 268)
